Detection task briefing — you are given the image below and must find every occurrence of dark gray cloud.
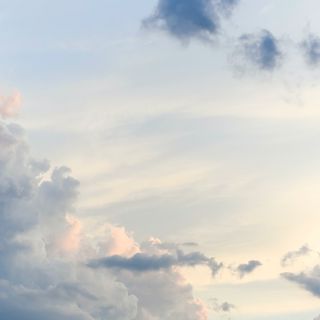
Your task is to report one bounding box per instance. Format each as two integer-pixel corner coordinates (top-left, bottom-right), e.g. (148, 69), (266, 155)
(238, 30), (282, 71)
(143, 0), (239, 41)
(282, 266), (320, 298)
(89, 249), (223, 277)
(235, 260), (262, 278)
(301, 34), (320, 66)
(281, 245), (312, 267)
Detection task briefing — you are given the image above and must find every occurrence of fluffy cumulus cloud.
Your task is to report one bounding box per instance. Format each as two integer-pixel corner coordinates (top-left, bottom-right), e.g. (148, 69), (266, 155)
(236, 30), (282, 71)
(234, 260), (262, 278)
(143, 0), (239, 41)
(0, 119), (209, 320)
(301, 34), (320, 66)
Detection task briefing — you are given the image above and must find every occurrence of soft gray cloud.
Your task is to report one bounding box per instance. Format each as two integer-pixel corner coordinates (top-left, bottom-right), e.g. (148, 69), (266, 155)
(211, 298), (235, 313)
(301, 34), (320, 66)
(282, 266), (320, 298)
(89, 249), (223, 277)
(281, 245), (312, 267)
(237, 30), (282, 71)
(235, 260), (262, 278)
(143, 0), (239, 42)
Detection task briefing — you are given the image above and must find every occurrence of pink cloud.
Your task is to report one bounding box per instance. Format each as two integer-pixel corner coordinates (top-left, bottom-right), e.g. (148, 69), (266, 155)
(0, 92), (22, 119)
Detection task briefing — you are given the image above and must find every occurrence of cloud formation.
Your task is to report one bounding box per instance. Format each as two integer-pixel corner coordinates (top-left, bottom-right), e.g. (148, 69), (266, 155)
(281, 245), (312, 267)
(282, 266), (320, 298)
(237, 30), (282, 71)
(211, 299), (235, 313)
(89, 248), (223, 277)
(234, 260), (262, 278)
(143, 0), (239, 42)
(0, 119), (208, 320)
(301, 34), (320, 66)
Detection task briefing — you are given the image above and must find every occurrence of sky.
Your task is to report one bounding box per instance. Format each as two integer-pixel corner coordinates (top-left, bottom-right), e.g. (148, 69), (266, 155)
(2, 0), (320, 319)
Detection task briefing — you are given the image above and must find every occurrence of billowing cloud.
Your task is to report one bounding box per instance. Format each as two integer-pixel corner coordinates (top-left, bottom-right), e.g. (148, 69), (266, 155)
(89, 248), (223, 277)
(301, 34), (320, 66)
(0, 92), (21, 119)
(281, 245), (312, 267)
(282, 266), (320, 298)
(237, 30), (282, 71)
(142, 0), (239, 42)
(0, 119), (209, 320)
(234, 260), (262, 278)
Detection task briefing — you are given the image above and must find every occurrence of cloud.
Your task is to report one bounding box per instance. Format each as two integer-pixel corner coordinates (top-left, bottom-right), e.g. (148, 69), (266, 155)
(234, 260), (262, 278)
(0, 119), (209, 320)
(301, 34), (320, 66)
(142, 0), (239, 42)
(0, 92), (21, 119)
(236, 30), (282, 71)
(89, 248), (223, 277)
(281, 245), (312, 267)
(282, 266), (320, 298)
(211, 299), (235, 313)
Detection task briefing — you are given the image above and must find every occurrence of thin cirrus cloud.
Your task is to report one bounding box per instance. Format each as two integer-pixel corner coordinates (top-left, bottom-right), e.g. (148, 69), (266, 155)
(142, 0), (240, 42)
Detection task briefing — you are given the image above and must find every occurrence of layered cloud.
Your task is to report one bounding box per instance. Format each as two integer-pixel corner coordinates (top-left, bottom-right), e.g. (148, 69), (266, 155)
(143, 0), (239, 41)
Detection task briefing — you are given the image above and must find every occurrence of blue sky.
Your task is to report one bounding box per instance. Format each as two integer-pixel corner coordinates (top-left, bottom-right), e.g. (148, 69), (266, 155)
(1, 1), (320, 319)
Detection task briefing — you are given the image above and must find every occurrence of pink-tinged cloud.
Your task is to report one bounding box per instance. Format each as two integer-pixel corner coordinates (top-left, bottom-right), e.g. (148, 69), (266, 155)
(0, 92), (22, 119)
(107, 224), (140, 257)
(60, 215), (83, 253)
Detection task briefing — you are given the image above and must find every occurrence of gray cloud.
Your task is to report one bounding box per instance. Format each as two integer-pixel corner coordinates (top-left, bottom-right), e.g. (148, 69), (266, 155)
(211, 299), (235, 313)
(301, 34), (320, 66)
(282, 266), (320, 298)
(235, 260), (262, 278)
(281, 245), (312, 267)
(89, 249), (223, 277)
(237, 30), (282, 71)
(142, 0), (239, 42)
